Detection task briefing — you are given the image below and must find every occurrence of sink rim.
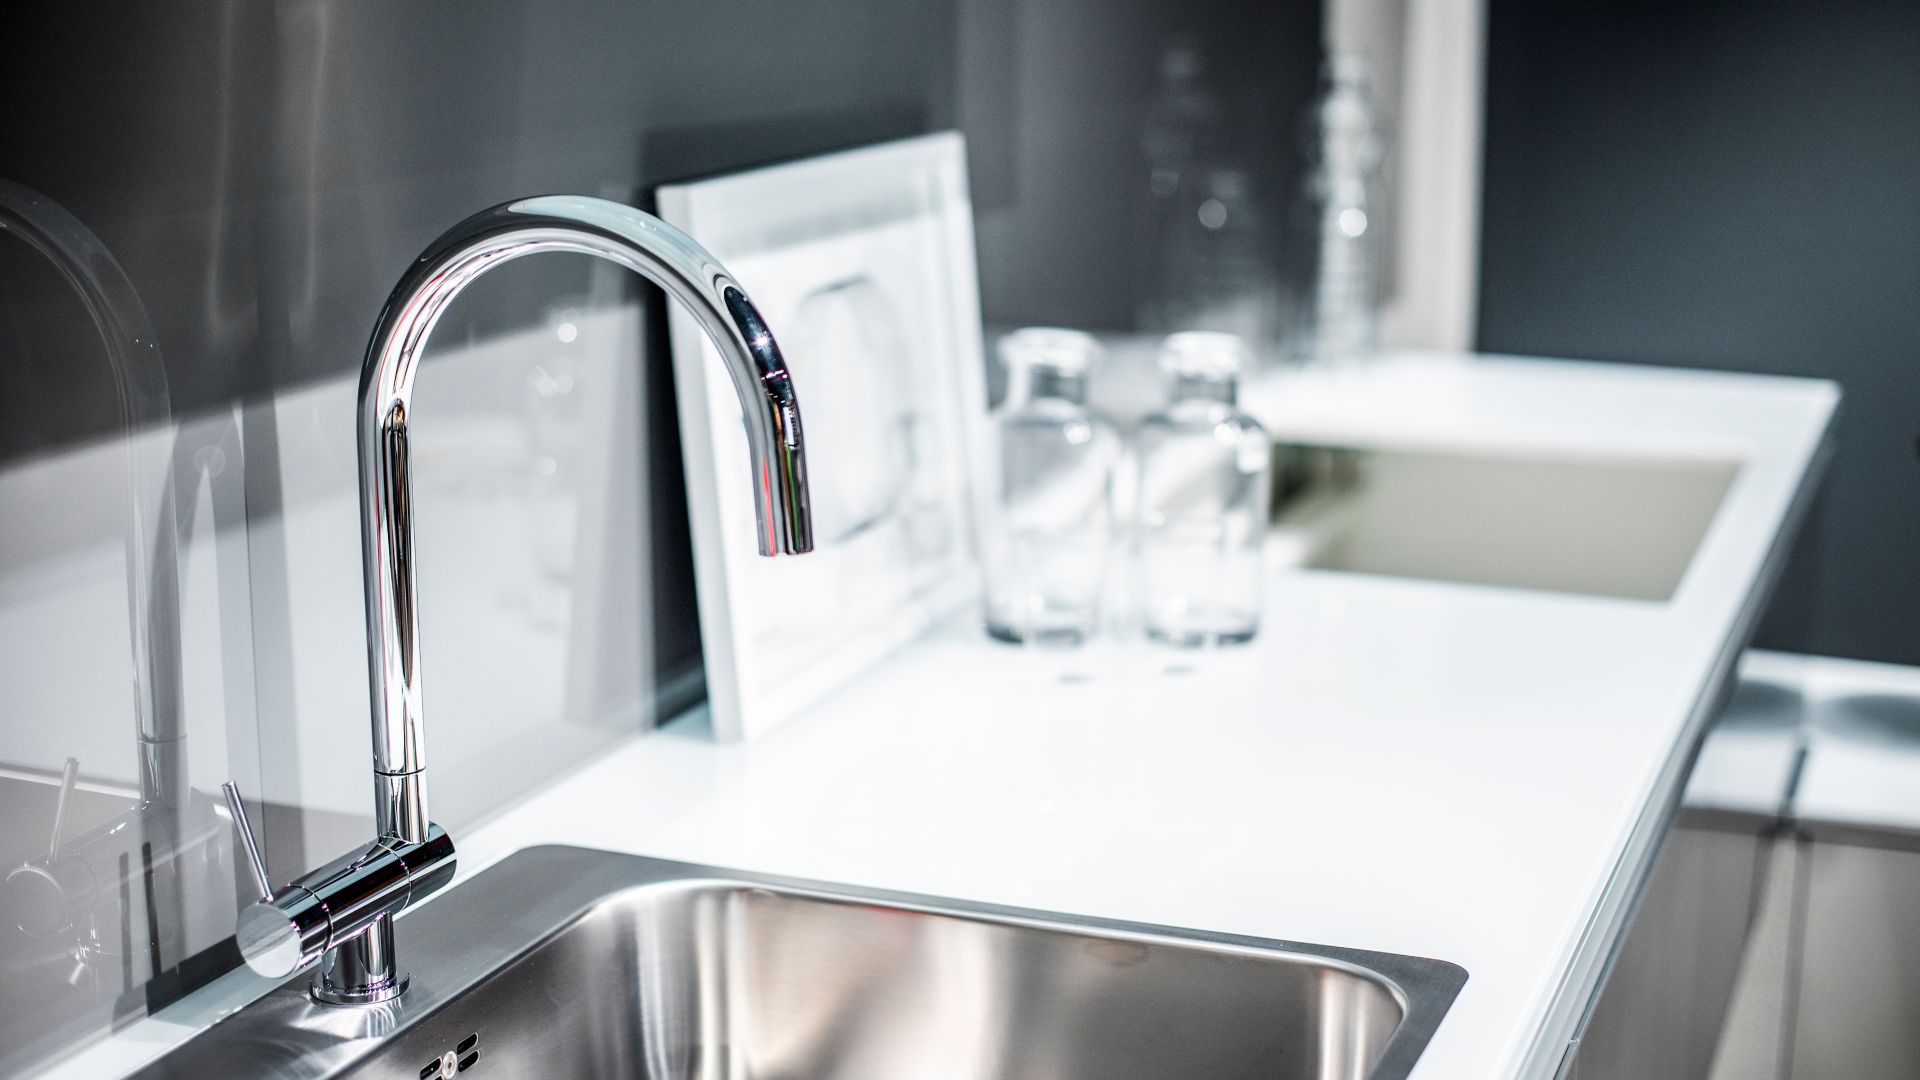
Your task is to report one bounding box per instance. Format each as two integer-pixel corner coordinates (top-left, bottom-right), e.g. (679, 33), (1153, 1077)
(588, 873), (1418, 992)
(133, 844), (1468, 1080)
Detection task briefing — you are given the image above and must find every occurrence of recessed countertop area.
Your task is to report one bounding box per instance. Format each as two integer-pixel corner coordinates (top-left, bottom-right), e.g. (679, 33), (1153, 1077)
(44, 350), (1838, 1080)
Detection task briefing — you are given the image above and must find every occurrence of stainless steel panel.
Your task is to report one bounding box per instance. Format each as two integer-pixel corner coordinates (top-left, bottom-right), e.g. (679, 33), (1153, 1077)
(1569, 818), (1771, 1080)
(1788, 840), (1920, 1080)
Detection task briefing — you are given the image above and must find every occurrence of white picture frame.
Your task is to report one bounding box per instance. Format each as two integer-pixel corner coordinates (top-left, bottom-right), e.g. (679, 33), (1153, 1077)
(659, 132), (989, 741)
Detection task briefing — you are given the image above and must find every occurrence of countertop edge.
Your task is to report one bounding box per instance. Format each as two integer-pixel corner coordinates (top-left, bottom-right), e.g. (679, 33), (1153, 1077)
(1513, 402), (1837, 1079)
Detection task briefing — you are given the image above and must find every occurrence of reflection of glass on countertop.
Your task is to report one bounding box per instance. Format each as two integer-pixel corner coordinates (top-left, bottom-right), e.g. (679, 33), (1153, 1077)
(1715, 678), (1808, 735)
(1817, 693), (1920, 752)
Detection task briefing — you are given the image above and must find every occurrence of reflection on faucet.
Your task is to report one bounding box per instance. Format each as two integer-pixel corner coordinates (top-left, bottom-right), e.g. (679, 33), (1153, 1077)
(47, 758), (79, 862)
(0, 179), (186, 811)
(525, 298), (591, 587)
(0, 183), (256, 1073)
(229, 195), (813, 1007)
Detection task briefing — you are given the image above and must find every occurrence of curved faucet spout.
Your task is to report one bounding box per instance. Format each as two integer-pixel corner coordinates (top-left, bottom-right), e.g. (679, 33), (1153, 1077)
(358, 195), (813, 843)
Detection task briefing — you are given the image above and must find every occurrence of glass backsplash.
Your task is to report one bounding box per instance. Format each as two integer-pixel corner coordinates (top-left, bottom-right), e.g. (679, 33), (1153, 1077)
(0, 257), (693, 1074)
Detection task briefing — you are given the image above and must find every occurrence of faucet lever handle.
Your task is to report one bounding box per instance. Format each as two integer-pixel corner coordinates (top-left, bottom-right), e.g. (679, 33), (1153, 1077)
(220, 781), (273, 901)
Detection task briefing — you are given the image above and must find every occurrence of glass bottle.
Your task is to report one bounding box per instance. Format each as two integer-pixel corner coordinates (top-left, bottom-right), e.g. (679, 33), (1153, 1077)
(1131, 332), (1272, 646)
(982, 328), (1122, 646)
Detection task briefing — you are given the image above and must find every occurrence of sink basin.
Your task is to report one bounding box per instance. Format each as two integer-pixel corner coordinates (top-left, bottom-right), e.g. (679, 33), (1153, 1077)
(138, 847), (1464, 1079)
(1274, 444), (1739, 601)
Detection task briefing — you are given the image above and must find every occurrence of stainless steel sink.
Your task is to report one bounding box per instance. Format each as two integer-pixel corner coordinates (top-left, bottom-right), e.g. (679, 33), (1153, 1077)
(137, 847), (1465, 1080)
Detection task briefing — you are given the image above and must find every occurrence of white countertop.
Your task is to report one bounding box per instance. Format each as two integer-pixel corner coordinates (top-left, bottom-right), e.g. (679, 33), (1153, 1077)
(45, 350), (1838, 1080)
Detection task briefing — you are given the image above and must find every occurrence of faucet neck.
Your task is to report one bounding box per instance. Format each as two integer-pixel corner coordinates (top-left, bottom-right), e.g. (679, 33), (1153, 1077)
(356, 197), (813, 843)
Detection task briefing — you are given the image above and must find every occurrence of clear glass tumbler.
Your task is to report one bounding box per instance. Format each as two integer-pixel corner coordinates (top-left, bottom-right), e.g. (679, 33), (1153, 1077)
(981, 328), (1122, 646)
(1131, 331), (1273, 646)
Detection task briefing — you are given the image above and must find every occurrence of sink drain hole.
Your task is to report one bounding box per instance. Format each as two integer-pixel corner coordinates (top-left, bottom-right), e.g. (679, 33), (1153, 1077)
(420, 1034), (480, 1079)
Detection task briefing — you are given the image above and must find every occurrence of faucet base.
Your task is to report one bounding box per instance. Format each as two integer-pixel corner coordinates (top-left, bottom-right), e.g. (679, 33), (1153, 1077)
(312, 970), (409, 1007)
(310, 914), (408, 1007)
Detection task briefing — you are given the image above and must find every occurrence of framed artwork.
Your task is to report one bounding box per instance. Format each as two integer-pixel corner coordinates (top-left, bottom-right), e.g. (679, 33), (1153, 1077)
(659, 132), (989, 741)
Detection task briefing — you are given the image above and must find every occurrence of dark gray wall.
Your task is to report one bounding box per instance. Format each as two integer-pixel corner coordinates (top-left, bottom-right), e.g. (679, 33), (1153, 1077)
(0, 1), (956, 465)
(1, 0), (1318, 464)
(1479, 1), (1920, 665)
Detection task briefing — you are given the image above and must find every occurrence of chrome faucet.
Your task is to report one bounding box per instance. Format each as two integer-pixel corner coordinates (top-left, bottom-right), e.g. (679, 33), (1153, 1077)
(228, 196), (812, 1005)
